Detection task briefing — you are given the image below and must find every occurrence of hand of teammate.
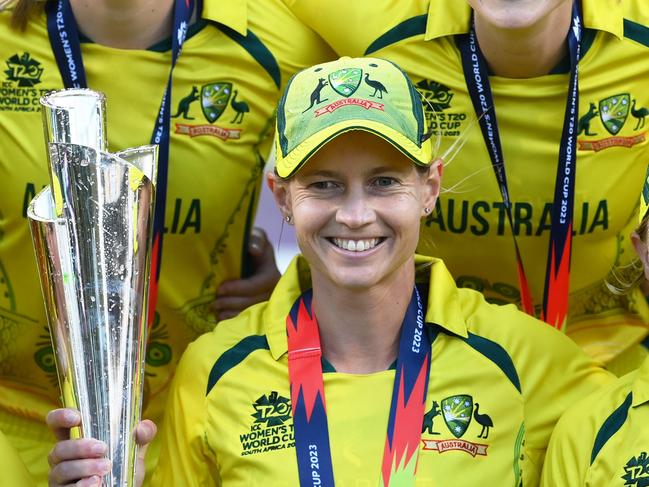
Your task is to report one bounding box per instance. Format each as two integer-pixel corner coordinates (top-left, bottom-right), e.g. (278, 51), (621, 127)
(213, 227), (280, 320)
(47, 408), (156, 487)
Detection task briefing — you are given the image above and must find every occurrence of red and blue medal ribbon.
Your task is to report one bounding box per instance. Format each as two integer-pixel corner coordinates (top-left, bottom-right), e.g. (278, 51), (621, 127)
(46, 0), (195, 325)
(457, 1), (582, 329)
(287, 286), (432, 486)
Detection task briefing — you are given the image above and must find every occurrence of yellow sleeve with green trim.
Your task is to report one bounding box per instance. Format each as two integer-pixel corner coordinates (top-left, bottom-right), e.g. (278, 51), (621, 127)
(517, 328), (613, 484)
(540, 398), (599, 487)
(541, 357), (649, 486)
(147, 339), (219, 487)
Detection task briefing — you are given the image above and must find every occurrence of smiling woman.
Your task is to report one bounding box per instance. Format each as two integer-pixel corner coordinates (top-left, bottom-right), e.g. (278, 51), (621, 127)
(269, 131), (439, 300)
(46, 57), (613, 487)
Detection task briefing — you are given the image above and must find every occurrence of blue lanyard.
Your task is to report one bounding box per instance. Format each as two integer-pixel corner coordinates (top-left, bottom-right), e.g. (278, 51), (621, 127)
(46, 0), (195, 323)
(457, 1), (582, 328)
(287, 286), (432, 486)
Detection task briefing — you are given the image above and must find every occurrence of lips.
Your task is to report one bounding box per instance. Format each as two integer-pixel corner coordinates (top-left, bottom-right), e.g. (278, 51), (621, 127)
(331, 237), (383, 252)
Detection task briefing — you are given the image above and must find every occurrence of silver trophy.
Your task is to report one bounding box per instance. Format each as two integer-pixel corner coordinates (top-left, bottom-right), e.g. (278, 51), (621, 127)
(27, 89), (158, 486)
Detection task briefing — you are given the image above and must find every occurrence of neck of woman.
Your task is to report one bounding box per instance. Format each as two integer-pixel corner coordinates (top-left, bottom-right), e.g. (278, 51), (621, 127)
(69, 0), (177, 49)
(473, 2), (573, 78)
(311, 261), (416, 375)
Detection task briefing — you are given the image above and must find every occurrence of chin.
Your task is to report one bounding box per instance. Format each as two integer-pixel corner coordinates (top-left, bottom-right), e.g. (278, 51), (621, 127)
(473, 0), (562, 30)
(328, 271), (382, 291)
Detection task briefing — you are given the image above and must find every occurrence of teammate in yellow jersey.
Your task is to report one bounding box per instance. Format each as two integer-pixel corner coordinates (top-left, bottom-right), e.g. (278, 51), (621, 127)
(540, 167), (649, 486)
(46, 57), (612, 487)
(283, 0), (649, 375)
(0, 0), (334, 484)
(0, 430), (34, 487)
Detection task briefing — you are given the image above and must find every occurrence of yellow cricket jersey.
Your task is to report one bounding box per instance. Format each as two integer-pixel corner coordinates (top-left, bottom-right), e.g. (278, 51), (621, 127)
(541, 356), (649, 486)
(150, 255), (613, 487)
(283, 0), (649, 371)
(0, 1), (335, 484)
(0, 430), (34, 487)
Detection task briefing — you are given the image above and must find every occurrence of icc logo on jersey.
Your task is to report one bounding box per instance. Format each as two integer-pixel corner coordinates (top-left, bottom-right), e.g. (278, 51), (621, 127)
(622, 451), (649, 486)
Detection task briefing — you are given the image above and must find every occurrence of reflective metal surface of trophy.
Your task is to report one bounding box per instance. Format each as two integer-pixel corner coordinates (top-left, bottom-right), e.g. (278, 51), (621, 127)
(28, 89), (158, 486)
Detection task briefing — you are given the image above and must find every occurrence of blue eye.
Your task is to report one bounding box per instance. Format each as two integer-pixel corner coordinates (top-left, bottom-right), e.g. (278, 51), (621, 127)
(374, 176), (396, 187)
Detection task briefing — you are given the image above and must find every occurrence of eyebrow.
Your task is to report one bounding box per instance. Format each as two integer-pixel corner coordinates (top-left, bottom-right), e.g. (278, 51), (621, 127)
(303, 170), (339, 178)
(302, 166), (407, 178)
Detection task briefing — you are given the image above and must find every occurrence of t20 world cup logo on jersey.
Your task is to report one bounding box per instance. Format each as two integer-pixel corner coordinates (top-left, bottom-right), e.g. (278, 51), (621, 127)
(4, 52), (43, 87)
(2, 52), (54, 113)
(416, 79), (467, 138)
(239, 391), (295, 457)
(622, 451), (649, 486)
(252, 391), (291, 427)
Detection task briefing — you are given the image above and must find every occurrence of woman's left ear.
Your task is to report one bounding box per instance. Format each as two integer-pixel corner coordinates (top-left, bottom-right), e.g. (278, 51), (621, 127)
(421, 158), (443, 218)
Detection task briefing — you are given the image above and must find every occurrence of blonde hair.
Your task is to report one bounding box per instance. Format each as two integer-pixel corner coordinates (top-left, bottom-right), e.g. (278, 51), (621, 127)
(606, 215), (649, 295)
(2, 0), (43, 31)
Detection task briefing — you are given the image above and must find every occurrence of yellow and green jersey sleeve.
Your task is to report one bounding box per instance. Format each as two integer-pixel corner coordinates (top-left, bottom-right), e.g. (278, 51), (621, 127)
(541, 356), (649, 486)
(0, 0), (335, 484)
(151, 255), (613, 486)
(283, 0), (649, 373)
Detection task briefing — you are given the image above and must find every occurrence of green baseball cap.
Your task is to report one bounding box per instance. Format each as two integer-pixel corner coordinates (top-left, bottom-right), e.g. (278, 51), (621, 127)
(274, 57), (434, 179)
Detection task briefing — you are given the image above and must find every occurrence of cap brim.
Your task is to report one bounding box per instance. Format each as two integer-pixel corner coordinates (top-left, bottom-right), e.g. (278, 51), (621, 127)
(275, 119), (432, 179)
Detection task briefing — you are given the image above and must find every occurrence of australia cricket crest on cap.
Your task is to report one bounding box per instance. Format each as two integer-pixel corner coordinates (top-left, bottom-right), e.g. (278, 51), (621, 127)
(201, 82), (233, 123)
(599, 93), (630, 135)
(328, 68), (362, 97)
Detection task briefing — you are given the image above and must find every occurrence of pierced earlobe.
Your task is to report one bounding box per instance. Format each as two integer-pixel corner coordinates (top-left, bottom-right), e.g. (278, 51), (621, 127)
(424, 207), (431, 214)
(285, 214), (292, 224)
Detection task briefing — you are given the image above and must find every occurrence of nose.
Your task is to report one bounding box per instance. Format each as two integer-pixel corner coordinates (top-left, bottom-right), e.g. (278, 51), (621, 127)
(335, 188), (375, 228)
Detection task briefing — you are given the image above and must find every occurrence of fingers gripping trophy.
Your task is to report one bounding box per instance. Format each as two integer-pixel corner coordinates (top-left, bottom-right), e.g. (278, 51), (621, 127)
(27, 89), (157, 487)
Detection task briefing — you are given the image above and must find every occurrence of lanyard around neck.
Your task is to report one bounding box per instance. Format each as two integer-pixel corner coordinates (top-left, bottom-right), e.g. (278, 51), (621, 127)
(286, 286), (433, 487)
(456, 1), (582, 329)
(45, 0), (195, 325)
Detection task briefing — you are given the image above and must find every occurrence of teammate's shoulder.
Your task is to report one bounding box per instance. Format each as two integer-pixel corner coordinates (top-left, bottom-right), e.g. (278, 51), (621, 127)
(616, 0), (649, 48)
(552, 366), (637, 446)
(458, 286), (554, 340)
(458, 286), (596, 369)
(280, 0), (430, 57)
(202, 0), (336, 86)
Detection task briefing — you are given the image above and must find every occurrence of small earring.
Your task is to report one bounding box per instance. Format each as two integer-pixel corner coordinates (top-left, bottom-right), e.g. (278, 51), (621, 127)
(424, 207), (431, 214)
(285, 214), (292, 223)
